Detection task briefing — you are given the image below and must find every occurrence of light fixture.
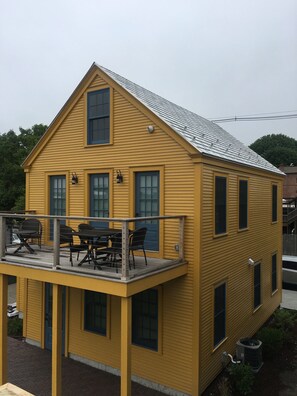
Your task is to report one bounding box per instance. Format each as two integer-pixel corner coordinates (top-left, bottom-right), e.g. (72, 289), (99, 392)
(248, 258), (255, 266)
(147, 125), (154, 134)
(71, 172), (78, 185)
(116, 170), (123, 184)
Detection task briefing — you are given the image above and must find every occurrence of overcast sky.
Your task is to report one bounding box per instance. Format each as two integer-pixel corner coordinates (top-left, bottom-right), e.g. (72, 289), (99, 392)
(1, 0), (296, 146)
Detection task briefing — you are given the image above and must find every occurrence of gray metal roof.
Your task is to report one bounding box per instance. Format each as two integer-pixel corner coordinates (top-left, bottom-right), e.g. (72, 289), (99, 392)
(97, 64), (283, 175)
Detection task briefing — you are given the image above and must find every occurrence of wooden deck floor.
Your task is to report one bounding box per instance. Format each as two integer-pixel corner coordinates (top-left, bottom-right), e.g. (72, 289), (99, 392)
(3, 245), (182, 281)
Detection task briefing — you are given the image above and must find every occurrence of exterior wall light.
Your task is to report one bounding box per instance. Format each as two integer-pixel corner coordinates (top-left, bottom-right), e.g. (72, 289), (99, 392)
(248, 258), (255, 266)
(147, 125), (154, 133)
(71, 173), (78, 185)
(116, 170), (123, 184)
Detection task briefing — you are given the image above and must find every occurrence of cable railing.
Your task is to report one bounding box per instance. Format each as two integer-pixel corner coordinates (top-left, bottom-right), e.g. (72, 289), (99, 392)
(0, 213), (186, 281)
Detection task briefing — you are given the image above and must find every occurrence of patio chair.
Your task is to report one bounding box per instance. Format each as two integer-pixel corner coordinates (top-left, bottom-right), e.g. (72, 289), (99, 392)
(60, 224), (88, 266)
(99, 232), (123, 272)
(20, 218), (42, 248)
(129, 227), (147, 268)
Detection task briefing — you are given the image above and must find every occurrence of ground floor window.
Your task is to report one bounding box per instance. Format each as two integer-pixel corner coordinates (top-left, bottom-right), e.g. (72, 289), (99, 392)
(254, 263), (261, 309)
(84, 291), (107, 335)
(132, 289), (158, 351)
(214, 282), (226, 347)
(272, 253), (277, 293)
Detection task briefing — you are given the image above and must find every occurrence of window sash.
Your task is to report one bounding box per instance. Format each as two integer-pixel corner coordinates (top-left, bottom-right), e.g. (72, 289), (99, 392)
(215, 176), (227, 235)
(90, 173), (109, 228)
(84, 291), (107, 335)
(272, 254), (277, 292)
(272, 185), (278, 222)
(87, 89), (110, 144)
(254, 264), (261, 309)
(132, 289), (158, 351)
(239, 180), (248, 229)
(214, 283), (226, 347)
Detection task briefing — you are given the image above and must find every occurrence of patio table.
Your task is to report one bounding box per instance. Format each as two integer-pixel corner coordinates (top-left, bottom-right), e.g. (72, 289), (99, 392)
(73, 228), (121, 268)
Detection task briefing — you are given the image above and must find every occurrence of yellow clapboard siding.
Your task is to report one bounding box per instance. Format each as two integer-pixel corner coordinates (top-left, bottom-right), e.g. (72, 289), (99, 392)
(199, 165), (282, 392)
(26, 280), (43, 343)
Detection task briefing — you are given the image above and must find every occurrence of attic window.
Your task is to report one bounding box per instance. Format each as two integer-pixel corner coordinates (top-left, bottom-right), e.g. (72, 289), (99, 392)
(87, 88), (110, 145)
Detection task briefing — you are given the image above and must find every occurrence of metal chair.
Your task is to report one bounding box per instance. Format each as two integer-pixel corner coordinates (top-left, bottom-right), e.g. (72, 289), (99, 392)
(129, 227), (147, 268)
(20, 218), (42, 248)
(99, 232), (123, 272)
(60, 224), (88, 266)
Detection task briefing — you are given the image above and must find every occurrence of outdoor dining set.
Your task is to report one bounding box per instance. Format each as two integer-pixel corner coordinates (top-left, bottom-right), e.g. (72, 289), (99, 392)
(12, 218), (147, 272)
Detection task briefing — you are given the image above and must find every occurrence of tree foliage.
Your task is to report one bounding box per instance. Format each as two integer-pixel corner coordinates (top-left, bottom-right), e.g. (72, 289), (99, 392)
(249, 134), (297, 167)
(0, 124), (47, 211)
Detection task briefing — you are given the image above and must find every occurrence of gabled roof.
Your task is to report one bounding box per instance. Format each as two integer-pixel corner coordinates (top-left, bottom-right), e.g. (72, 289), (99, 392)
(97, 64), (283, 176)
(24, 62), (283, 176)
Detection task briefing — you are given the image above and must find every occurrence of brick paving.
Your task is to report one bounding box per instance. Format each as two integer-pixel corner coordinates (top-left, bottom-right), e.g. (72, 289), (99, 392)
(8, 337), (164, 396)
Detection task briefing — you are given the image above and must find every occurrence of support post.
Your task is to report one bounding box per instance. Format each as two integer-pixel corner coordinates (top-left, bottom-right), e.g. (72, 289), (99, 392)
(52, 284), (62, 396)
(179, 216), (185, 261)
(53, 218), (60, 269)
(121, 222), (129, 280)
(121, 296), (131, 396)
(0, 274), (8, 384)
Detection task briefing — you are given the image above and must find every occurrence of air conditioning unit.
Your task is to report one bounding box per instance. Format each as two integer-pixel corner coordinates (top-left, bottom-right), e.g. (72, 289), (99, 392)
(236, 338), (263, 372)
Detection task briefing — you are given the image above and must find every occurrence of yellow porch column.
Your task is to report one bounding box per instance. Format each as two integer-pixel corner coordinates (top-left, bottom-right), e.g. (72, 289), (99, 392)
(121, 296), (132, 396)
(0, 274), (8, 384)
(52, 284), (62, 396)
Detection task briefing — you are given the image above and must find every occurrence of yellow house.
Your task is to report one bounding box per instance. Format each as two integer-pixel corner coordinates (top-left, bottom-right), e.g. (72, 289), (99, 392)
(0, 63), (283, 395)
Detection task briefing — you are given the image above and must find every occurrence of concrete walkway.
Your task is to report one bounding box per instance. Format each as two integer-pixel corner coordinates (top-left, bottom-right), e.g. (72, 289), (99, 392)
(8, 337), (164, 396)
(281, 289), (297, 311)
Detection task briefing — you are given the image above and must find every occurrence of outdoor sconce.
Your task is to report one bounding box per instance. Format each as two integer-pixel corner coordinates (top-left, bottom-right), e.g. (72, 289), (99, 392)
(116, 170), (123, 184)
(147, 125), (154, 134)
(248, 257), (255, 266)
(71, 172), (78, 185)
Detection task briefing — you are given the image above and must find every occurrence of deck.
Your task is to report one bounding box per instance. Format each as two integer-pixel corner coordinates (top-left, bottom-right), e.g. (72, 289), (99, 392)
(3, 244), (184, 282)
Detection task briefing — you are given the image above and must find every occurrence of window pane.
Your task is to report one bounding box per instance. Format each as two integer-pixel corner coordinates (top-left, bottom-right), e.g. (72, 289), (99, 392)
(132, 289), (158, 351)
(90, 174), (109, 227)
(272, 185), (278, 222)
(88, 89), (110, 144)
(254, 264), (261, 309)
(239, 180), (248, 229)
(84, 291), (107, 335)
(215, 176), (227, 234)
(214, 283), (226, 347)
(272, 254), (277, 292)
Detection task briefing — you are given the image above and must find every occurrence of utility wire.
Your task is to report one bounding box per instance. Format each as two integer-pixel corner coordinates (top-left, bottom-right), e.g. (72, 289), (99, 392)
(210, 112), (297, 123)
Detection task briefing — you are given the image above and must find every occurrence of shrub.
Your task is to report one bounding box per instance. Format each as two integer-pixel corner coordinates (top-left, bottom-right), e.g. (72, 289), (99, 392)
(8, 317), (23, 337)
(272, 309), (297, 333)
(228, 363), (254, 395)
(216, 375), (232, 396)
(257, 327), (284, 358)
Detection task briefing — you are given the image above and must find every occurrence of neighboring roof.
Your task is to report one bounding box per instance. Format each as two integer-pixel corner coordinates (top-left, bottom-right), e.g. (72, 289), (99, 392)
(279, 166), (297, 174)
(97, 64), (283, 176)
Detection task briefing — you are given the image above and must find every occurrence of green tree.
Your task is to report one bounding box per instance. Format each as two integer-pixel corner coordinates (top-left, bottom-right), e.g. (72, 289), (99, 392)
(249, 134), (297, 167)
(0, 124), (47, 211)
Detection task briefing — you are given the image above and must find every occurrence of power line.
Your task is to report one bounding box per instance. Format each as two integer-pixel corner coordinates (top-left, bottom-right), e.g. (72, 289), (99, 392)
(210, 112), (297, 123)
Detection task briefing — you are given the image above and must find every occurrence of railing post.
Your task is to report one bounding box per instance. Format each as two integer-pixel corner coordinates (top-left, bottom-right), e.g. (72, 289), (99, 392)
(121, 222), (129, 280)
(53, 218), (60, 269)
(0, 217), (6, 259)
(179, 216), (185, 261)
